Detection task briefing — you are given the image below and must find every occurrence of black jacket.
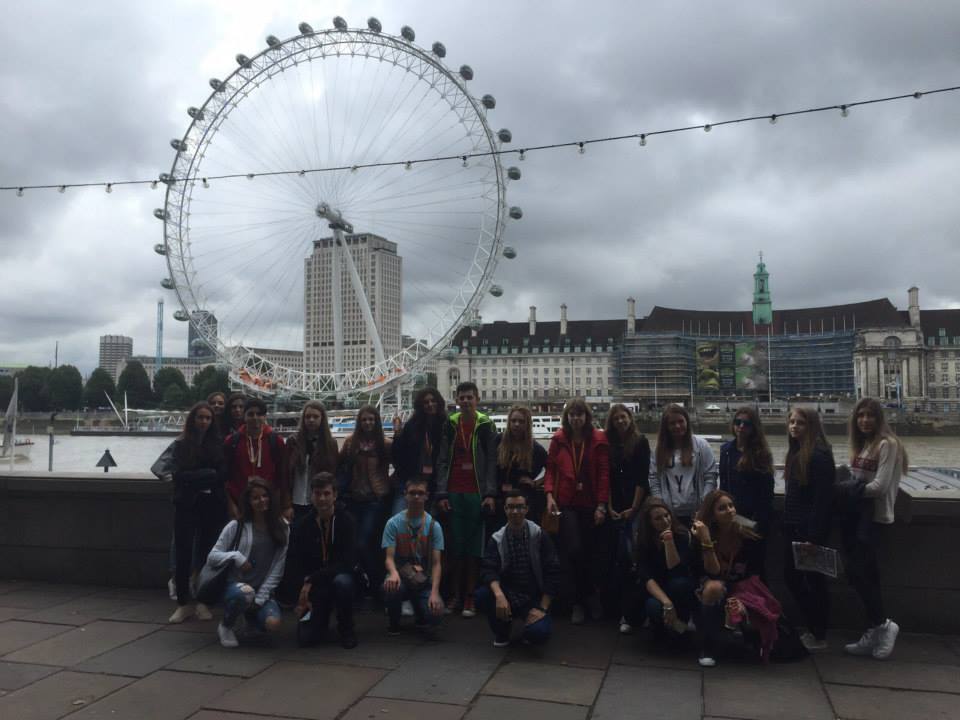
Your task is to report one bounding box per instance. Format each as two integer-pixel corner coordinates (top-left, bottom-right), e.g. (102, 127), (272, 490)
(494, 437), (548, 491)
(718, 440), (775, 537)
(633, 530), (693, 588)
(392, 419), (447, 492)
(288, 509), (357, 586)
(608, 436), (651, 513)
(480, 520), (561, 599)
(783, 445), (836, 545)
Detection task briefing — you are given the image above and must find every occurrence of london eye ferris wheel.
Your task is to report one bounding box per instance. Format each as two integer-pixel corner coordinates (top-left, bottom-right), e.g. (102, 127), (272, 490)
(155, 17), (521, 399)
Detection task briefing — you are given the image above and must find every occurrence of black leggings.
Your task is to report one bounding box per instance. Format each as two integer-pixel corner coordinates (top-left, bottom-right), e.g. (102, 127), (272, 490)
(174, 492), (226, 606)
(558, 506), (603, 606)
(781, 525), (830, 639)
(843, 515), (886, 627)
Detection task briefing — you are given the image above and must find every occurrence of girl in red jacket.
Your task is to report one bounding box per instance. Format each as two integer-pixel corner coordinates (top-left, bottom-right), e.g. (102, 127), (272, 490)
(545, 397), (610, 624)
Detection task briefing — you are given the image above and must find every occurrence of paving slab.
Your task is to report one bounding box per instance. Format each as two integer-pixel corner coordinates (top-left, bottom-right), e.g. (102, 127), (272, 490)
(0, 669), (132, 720)
(368, 640), (503, 705)
(592, 664), (702, 720)
(0, 585), (99, 609)
(4, 620), (160, 666)
(76, 626), (213, 676)
(611, 631), (701, 670)
(21, 593), (146, 626)
(279, 636), (418, 670)
(505, 620), (618, 669)
(112, 598), (189, 624)
(466, 695), (587, 720)
(815, 653), (960, 694)
(188, 712), (297, 720)
(170, 642), (283, 677)
(0, 620), (72, 656)
(342, 697), (466, 720)
(703, 661), (834, 720)
(482, 660), (604, 706)
(208, 661), (384, 719)
(826, 683), (959, 720)
(0, 607), (29, 622)
(68, 669), (241, 720)
(0, 660), (58, 690)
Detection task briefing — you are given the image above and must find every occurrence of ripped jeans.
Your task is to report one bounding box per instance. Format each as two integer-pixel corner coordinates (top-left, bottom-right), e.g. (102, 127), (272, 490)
(222, 582), (281, 630)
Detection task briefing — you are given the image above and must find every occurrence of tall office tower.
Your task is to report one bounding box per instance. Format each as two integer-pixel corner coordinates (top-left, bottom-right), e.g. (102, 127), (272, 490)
(304, 233), (402, 374)
(188, 310), (218, 358)
(99, 335), (133, 381)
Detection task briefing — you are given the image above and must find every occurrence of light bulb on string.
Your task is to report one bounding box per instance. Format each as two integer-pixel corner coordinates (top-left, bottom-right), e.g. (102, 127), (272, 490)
(150, 180), (158, 189)
(461, 155), (469, 168)
(703, 124), (712, 132)
(298, 170), (306, 177)
(202, 178), (209, 188)
(639, 134), (647, 147)
(840, 105), (849, 117)
(57, 185), (66, 193)
(769, 115), (777, 124)
(518, 149), (525, 161)
(105, 183), (113, 193)
(16, 187), (23, 197)
(405, 161), (412, 170)
(246, 173), (255, 180)
(578, 142), (585, 155)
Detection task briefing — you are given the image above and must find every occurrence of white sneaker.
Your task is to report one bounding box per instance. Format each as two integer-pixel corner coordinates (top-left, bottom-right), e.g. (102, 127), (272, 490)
(167, 578), (177, 601)
(195, 603), (213, 621)
(871, 619), (899, 660)
(698, 654), (717, 668)
(800, 631), (828, 652)
(217, 622), (239, 648)
(571, 605), (585, 625)
(401, 600), (415, 617)
(844, 627), (878, 656)
(168, 605), (194, 624)
(618, 616), (633, 635)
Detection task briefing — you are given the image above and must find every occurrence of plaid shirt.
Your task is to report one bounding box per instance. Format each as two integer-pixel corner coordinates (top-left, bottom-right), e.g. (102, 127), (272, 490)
(502, 523), (535, 607)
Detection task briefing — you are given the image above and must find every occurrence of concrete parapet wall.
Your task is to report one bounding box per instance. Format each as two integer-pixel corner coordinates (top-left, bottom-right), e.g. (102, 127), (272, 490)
(1, 472), (958, 633)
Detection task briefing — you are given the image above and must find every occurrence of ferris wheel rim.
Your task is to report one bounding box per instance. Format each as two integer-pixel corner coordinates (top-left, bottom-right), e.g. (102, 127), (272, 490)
(159, 24), (510, 396)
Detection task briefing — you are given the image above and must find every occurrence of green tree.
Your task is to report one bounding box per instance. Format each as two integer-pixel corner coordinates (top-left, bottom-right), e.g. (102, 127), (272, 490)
(48, 365), (84, 410)
(18, 366), (52, 411)
(83, 368), (117, 409)
(162, 383), (191, 409)
(0, 376), (13, 409)
(117, 360), (154, 408)
(191, 365), (230, 402)
(154, 367), (188, 403)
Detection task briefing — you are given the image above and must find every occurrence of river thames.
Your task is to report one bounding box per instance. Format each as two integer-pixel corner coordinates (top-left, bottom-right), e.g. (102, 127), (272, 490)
(6, 433), (959, 474)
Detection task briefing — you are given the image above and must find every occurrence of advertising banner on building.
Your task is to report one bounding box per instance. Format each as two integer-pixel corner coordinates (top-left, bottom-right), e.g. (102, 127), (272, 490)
(697, 341), (769, 392)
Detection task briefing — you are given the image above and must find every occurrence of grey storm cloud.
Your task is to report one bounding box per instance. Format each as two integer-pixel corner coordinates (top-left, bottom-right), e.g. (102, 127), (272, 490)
(1, 0), (959, 375)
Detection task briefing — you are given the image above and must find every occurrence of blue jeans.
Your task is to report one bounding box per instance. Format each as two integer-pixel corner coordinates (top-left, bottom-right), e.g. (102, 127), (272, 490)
(474, 585), (552, 645)
(385, 584), (441, 628)
(347, 498), (389, 590)
(644, 575), (696, 629)
(297, 573), (356, 646)
(222, 582), (281, 630)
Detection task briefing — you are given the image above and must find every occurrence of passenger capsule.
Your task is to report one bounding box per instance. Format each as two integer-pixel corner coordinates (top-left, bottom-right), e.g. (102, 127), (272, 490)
(187, 107), (204, 120)
(266, 35), (281, 47)
(507, 166), (521, 180)
(497, 128), (512, 143)
(401, 25), (415, 41)
(298, 22), (314, 35)
(489, 285), (504, 298)
(153, 208), (167, 220)
(209, 78), (224, 91)
(236, 54), (252, 69)
(159, 173), (175, 185)
(333, 16), (348, 30)
(161, 278), (175, 290)
(173, 310), (190, 321)
(481, 94), (496, 109)
(154, 243), (167, 255)
(367, 17), (382, 32)
(503, 246), (517, 259)
(469, 317), (483, 331)
(432, 42), (446, 57)
(459, 65), (473, 80)
(443, 347), (459, 360)
(509, 206), (523, 220)
(170, 139), (187, 152)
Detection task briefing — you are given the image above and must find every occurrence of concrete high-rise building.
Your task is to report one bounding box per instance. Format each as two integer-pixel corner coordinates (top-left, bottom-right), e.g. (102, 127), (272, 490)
(188, 310), (218, 358)
(304, 232), (401, 374)
(99, 335), (133, 381)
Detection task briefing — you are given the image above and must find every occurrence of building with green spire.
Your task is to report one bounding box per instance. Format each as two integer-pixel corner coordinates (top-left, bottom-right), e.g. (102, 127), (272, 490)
(752, 252), (772, 326)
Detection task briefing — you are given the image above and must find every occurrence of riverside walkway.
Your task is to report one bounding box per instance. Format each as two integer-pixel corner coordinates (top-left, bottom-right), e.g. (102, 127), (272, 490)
(0, 580), (957, 720)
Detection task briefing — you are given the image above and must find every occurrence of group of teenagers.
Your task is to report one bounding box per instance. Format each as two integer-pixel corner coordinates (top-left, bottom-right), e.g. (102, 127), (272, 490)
(152, 384), (907, 667)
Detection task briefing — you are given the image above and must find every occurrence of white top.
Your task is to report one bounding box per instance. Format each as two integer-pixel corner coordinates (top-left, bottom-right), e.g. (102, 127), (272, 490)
(850, 439), (902, 524)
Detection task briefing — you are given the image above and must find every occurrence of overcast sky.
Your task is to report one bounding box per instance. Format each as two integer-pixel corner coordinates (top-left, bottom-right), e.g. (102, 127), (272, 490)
(2, 0), (959, 375)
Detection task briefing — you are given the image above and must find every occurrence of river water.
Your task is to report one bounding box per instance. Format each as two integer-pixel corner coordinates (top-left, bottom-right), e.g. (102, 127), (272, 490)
(6, 433), (959, 474)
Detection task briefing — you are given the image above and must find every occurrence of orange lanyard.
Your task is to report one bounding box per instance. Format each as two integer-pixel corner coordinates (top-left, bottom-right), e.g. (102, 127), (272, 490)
(457, 420), (471, 453)
(319, 519), (331, 564)
(571, 440), (585, 477)
(246, 434), (262, 468)
(423, 433), (432, 457)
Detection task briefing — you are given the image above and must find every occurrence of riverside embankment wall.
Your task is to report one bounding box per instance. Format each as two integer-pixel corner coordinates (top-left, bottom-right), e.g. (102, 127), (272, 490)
(0, 472), (958, 633)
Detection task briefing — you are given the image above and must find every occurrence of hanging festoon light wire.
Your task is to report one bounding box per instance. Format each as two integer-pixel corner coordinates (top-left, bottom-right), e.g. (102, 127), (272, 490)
(2, 84), (956, 194)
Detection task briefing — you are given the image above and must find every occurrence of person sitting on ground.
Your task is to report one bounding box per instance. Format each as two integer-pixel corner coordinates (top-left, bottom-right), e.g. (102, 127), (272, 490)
(289, 472), (358, 649)
(625, 499), (696, 643)
(691, 490), (774, 667)
(382, 477), (445, 636)
(435, 381), (497, 618)
(207, 478), (289, 648)
(224, 397), (286, 520)
(476, 489), (561, 647)
(649, 403), (717, 525)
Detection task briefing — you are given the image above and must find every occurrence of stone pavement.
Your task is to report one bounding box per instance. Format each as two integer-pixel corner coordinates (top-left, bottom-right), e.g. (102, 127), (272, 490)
(0, 580), (958, 720)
